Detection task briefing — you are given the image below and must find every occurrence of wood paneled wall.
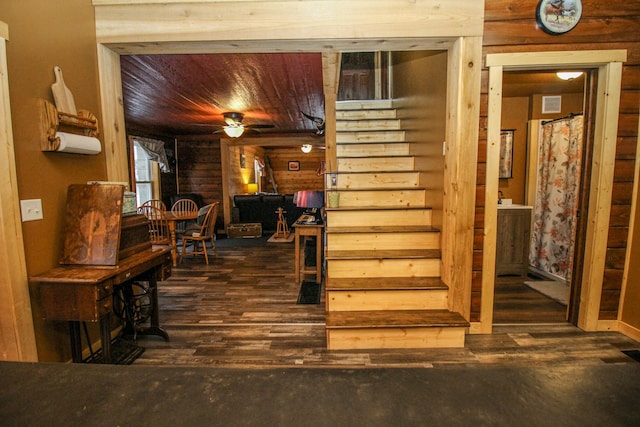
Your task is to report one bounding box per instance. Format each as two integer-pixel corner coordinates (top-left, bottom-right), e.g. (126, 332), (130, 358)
(264, 147), (324, 195)
(474, 0), (640, 322)
(175, 136), (224, 206)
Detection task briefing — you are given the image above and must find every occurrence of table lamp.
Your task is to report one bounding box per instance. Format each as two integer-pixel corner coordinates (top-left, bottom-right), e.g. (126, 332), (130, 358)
(247, 183), (258, 194)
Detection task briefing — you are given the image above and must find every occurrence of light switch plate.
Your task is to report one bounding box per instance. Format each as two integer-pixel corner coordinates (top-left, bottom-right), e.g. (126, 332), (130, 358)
(20, 199), (43, 221)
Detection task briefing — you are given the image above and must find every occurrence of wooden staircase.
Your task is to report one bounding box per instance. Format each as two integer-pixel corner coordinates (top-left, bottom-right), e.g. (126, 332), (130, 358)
(325, 100), (469, 350)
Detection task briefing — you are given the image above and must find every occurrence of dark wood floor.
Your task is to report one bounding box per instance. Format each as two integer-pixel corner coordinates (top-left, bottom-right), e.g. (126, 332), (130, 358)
(493, 275), (568, 323)
(131, 236), (640, 368)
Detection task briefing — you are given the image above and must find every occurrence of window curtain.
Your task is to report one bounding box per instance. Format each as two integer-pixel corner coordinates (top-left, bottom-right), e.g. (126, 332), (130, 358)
(129, 135), (171, 172)
(529, 115), (584, 282)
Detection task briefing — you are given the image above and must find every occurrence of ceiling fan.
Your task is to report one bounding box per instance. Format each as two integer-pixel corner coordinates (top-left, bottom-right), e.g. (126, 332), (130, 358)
(211, 112), (274, 138)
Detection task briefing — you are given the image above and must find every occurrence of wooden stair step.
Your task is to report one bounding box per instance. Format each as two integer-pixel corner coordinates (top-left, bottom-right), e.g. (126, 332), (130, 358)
(335, 188), (427, 208)
(326, 276), (447, 291)
(337, 156), (414, 172)
(328, 171), (420, 189)
(326, 225), (439, 234)
(337, 142), (410, 157)
(325, 205), (432, 212)
(337, 119), (402, 131)
(336, 99), (393, 110)
(336, 186), (427, 192)
(326, 249), (441, 260)
(325, 206), (433, 228)
(336, 109), (398, 120)
(326, 310), (469, 329)
(337, 130), (406, 143)
(326, 310), (468, 349)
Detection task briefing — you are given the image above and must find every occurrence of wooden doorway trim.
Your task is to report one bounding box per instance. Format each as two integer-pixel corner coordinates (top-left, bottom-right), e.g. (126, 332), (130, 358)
(0, 22), (38, 361)
(482, 50), (627, 333)
(97, 39), (482, 327)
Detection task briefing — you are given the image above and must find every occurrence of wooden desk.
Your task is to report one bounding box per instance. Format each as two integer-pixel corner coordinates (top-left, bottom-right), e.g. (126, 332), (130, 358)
(293, 219), (324, 285)
(32, 247), (171, 364)
(165, 211), (198, 266)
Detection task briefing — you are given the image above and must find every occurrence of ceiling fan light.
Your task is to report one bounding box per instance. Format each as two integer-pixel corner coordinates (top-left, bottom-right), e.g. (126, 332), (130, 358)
(223, 125), (245, 138)
(301, 144), (313, 153)
(556, 71), (583, 80)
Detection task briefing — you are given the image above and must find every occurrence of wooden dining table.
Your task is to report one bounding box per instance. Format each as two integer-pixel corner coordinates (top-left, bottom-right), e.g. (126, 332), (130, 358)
(164, 211), (198, 266)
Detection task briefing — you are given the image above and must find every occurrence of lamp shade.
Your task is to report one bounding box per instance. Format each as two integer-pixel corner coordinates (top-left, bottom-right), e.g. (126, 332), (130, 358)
(247, 183), (258, 194)
(294, 190), (324, 208)
(224, 125), (245, 138)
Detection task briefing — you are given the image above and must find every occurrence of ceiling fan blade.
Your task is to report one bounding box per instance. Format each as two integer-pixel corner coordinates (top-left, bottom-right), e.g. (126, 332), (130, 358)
(246, 124), (275, 129)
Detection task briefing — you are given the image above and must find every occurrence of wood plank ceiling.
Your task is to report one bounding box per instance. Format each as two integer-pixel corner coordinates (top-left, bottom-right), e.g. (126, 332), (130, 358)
(120, 53), (325, 137)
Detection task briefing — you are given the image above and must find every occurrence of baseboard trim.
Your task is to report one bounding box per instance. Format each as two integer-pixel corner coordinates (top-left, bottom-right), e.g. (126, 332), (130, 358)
(596, 320), (618, 332)
(619, 321), (640, 342)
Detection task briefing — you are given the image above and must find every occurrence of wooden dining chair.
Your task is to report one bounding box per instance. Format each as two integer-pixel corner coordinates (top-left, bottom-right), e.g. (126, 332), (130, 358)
(137, 205), (171, 246)
(170, 198), (199, 234)
(180, 202), (219, 264)
(140, 199), (167, 211)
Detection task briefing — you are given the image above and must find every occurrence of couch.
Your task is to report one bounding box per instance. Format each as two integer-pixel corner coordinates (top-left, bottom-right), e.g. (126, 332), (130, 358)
(233, 194), (306, 232)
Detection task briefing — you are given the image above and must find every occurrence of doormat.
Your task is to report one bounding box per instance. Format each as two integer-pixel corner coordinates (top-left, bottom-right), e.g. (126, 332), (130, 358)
(267, 232), (294, 243)
(524, 280), (568, 306)
(622, 350), (640, 363)
(297, 280), (321, 304)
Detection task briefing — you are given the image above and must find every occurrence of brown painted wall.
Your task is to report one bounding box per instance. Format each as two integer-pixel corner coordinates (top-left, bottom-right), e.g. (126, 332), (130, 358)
(622, 166), (640, 329)
(474, 0), (640, 322)
(499, 97), (529, 204)
(1, 1), (108, 361)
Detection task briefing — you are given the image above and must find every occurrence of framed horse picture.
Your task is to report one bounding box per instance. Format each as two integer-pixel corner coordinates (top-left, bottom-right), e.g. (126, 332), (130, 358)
(536, 0), (582, 35)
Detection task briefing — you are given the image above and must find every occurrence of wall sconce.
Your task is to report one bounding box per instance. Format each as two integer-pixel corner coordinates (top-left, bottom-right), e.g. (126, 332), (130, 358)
(556, 71), (583, 81)
(301, 144), (312, 153)
(247, 183), (258, 194)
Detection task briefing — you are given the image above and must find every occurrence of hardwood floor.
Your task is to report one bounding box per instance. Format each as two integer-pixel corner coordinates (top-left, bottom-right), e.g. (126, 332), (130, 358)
(131, 236), (640, 368)
(493, 275), (568, 323)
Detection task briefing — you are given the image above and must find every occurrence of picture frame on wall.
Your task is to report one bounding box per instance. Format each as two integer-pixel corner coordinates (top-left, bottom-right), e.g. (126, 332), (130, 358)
(499, 130), (514, 179)
(288, 161), (300, 171)
(536, 0), (582, 35)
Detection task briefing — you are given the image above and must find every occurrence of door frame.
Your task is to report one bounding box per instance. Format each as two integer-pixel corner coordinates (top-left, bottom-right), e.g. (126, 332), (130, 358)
(0, 22), (38, 361)
(481, 50), (627, 333)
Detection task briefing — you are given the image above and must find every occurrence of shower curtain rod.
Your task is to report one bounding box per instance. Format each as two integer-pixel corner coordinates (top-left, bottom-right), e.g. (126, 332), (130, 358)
(542, 112), (583, 125)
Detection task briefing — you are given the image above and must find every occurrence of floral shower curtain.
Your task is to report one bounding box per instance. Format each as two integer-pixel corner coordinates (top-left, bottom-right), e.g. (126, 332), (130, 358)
(529, 115), (584, 282)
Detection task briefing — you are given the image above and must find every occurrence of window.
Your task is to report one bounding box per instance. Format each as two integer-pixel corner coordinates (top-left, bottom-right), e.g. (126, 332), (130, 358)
(132, 141), (161, 206)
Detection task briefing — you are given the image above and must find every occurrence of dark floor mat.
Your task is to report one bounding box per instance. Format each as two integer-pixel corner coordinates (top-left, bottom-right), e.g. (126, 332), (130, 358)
(297, 280), (321, 304)
(622, 350), (640, 363)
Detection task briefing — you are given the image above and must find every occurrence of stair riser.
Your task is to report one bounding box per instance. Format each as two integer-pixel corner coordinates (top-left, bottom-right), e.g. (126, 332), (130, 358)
(337, 131), (405, 143)
(338, 189), (426, 207)
(328, 258), (440, 278)
(327, 172), (419, 189)
(336, 100), (393, 110)
(337, 119), (402, 132)
(327, 290), (448, 311)
(338, 157), (414, 172)
(327, 327), (466, 350)
(337, 143), (410, 157)
(326, 209), (432, 227)
(327, 232), (440, 250)
(336, 109), (398, 120)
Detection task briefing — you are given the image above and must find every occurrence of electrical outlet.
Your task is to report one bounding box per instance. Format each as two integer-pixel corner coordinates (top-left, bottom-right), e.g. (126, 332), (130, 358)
(330, 173), (337, 187)
(20, 199), (43, 222)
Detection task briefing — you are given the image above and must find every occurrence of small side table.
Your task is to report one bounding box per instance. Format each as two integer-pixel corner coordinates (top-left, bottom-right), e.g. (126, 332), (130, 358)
(293, 218), (324, 285)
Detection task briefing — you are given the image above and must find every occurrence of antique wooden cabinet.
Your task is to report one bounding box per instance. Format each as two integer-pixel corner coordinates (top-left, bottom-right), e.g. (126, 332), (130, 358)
(496, 206), (533, 277)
